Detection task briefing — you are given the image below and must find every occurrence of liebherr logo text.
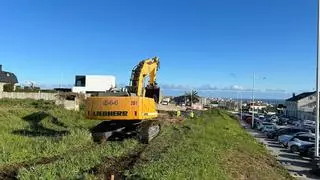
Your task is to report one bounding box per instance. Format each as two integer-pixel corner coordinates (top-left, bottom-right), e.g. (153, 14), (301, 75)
(91, 111), (128, 116)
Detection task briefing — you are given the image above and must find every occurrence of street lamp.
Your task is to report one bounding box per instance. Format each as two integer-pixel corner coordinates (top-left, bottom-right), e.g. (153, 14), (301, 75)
(252, 72), (255, 128)
(240, 93), (243, 120)
(315, 0), (320, 159)
(251, 73), (266, 128)
(311, 1), (320, 173)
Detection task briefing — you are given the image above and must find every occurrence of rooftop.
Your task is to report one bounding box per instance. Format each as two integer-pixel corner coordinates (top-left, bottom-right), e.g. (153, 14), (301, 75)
(285, 91), (315, 102)
(0, 65), (18, 84)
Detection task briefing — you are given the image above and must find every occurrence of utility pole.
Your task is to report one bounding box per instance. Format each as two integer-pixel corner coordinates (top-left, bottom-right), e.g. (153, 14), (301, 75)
(252, 72), (255, 128)
(190, 89), (193, 108)
(311, 1), (320, 173)
(240, 93), (243, 120)
(315, 0), (320, 158)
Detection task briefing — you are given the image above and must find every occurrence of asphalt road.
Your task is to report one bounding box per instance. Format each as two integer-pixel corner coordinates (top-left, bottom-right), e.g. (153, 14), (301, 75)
(240, 121), (320, 180)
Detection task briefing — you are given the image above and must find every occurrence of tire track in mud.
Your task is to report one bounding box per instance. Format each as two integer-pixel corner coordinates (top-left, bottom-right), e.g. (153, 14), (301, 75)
(0, 143), (96, 180)
(0, 156), (61, 180)
(85, 124), (192, 179)
(85, 145), (147, 180)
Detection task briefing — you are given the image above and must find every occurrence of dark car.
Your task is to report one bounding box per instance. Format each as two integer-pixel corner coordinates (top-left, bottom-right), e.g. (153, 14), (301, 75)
(267, 127), (311, 139)
(299, 143), (315, 157)
(301, 125), (315, 133)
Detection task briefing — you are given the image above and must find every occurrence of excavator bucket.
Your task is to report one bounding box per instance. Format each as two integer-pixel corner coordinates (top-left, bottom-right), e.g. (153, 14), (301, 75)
(145, 86), (160, 103)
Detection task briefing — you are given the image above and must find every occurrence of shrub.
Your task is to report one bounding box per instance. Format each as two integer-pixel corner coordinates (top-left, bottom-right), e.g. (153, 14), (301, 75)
(3, 83), (14, 92)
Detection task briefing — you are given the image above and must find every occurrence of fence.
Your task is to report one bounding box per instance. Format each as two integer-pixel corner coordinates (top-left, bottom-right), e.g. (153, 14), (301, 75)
(0, 92), (57, 100)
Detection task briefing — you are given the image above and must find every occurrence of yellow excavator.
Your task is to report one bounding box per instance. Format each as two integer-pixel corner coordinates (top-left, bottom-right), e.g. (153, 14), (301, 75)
(85, 57), (161, 143)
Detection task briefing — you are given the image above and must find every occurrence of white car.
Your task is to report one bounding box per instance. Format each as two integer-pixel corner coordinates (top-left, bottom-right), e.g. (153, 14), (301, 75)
(303, 120), (315, 126)
(161, 101), (169, 105)
(287, 134), (315, 153)
(278, 132), (310, 147)
(262, 124), (277, 133)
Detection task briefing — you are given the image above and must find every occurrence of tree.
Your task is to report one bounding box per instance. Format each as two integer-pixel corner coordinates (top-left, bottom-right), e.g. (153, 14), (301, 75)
(185, 90), (200, 104)
(3, 83), (14, 92)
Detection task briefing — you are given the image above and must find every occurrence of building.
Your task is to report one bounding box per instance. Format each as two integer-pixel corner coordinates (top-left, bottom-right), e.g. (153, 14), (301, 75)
(248, 102), (267, 110)
(0, 65), (18, 92)
(285, 92), (316, 120)
(72, 75), (116, 93)
(199, 97), (208, 105)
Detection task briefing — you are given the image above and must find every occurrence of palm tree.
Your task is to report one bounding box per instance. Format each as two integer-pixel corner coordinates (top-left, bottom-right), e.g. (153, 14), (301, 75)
(185, 90), (200, 104)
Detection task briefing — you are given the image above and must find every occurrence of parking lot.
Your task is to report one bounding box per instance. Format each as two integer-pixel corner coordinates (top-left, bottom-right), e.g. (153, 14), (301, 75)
(240, 120), (320, 180)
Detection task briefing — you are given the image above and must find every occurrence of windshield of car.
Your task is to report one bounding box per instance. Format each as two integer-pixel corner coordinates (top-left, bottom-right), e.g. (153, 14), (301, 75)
(294, 135), (315, 142)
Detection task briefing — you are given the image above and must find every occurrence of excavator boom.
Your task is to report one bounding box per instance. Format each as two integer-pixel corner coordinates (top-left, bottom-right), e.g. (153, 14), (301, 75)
(129, 57), (160, 102)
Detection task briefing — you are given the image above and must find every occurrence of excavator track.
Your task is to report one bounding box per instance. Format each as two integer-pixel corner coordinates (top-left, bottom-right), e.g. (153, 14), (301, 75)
(138, 121), (160, 144)
(90, 120), (160, 144)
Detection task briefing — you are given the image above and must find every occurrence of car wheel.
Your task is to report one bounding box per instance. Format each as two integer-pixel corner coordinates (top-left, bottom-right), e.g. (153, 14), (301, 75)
(307, 148), (315, 158)
(299, 150), (307, 157)
(290, 145), (299, 153)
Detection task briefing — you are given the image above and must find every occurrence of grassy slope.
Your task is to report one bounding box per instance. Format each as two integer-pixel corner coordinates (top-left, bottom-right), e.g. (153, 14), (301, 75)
(128, 109), (293, 180)
(0, 99), (139, 179)
(0, 99), (293, 179)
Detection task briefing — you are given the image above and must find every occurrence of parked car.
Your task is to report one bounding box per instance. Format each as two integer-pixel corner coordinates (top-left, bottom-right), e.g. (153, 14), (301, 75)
(267, 128), (286, 139)
(161, 101), (169, 105)
(292, 120), (302, 127)
(257, 122), (273, 131)
(267, 127), (311, 139)
(303, 120), (315, 126)
(277, 118), (289, 125)
(301, 125), (315, 133)
(278, 132), (311, 147)
(287, 134), (315, 153)
(299, 143), (315, 157)
(302, 146), (320, 158)
(262, 124), (277, 133)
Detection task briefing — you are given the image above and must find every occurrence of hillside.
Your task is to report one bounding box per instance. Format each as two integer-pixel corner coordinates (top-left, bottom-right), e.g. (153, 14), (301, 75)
(126, 110), (293, 180)
(0, 99), (292, 179)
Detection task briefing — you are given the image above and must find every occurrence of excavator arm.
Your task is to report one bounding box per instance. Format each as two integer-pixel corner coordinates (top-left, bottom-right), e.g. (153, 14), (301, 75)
(129, 57), (160, 102)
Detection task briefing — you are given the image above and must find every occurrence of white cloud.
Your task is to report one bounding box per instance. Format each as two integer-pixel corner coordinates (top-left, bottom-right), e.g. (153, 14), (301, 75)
(198, 84), (219, 90)
(161, 84), (191, 90)
(265, 89), (286, 93)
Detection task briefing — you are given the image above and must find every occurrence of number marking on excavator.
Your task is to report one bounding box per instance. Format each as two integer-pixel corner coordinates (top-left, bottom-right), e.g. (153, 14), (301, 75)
(103, 100), (119, 106)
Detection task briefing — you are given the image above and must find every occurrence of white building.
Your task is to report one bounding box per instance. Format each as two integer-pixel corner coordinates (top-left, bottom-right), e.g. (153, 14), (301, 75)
(285, 92), (316, 121)
(72, 75), (116, 93)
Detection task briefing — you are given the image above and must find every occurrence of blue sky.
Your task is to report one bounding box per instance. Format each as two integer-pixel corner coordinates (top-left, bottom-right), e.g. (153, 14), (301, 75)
(0, 0), (317, 99)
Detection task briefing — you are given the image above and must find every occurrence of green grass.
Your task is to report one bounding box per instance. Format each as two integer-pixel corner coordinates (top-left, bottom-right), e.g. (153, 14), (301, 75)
(127, 109), (293, 180)
(17, 139), (139, 180)
(0, 99), (140, 179)
(0, 99), (293, 179)
(0, 99), (99, 166)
